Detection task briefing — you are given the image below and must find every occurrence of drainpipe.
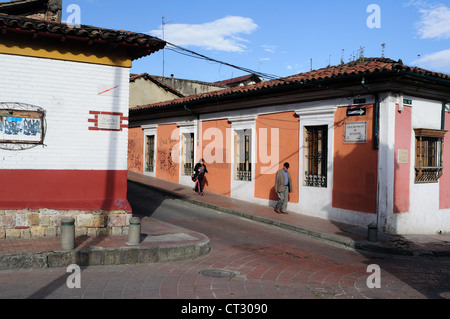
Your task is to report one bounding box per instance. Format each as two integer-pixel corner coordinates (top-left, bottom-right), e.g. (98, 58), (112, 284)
(361, 77), (381, 237)
(361, 77), (379, 149)
(360, 77), (373, 95)
(373, 95), (380, 150)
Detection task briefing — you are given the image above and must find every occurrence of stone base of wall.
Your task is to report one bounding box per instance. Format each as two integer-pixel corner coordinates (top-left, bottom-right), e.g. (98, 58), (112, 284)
(0, 209), (132, 239)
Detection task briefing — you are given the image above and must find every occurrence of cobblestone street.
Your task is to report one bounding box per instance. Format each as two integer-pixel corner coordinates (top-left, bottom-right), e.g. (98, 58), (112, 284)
(0, 183), (449, 302)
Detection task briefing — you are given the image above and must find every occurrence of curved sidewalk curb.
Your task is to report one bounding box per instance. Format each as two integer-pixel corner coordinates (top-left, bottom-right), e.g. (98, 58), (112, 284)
(129, 179), (450, 257)
(0, 235), (211, 270)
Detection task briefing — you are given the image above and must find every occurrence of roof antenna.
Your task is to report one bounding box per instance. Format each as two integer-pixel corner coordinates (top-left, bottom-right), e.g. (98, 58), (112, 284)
(381, 43), (386, 58)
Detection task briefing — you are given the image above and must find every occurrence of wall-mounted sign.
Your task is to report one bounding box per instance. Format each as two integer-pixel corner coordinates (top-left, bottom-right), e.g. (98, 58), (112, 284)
(98, 114), (121, 130)
(347, 107), (366, 117)
(88, 110), (127, 132)
(345, 121), (367, 143)
(403, 99), (413, 106)
(0, 103), (45, 146)
(398, 149), (409, 164)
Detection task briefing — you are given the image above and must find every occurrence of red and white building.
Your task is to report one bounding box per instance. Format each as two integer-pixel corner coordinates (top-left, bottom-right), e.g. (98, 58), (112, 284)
(0, 12), (165, 238)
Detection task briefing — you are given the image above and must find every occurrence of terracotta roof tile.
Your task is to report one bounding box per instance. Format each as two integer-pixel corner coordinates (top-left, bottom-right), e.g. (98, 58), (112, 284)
(130, 58), (450, 112)
(0, 14), (166, 59)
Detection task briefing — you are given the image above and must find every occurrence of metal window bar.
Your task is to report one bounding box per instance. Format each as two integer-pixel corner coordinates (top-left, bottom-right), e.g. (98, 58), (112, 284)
(146, 135), (155, 172)
(415, 136), (443, 183)
(183, 133), (195, 175)
(305, 126), (327, 187)
(236, 133), (251, 181)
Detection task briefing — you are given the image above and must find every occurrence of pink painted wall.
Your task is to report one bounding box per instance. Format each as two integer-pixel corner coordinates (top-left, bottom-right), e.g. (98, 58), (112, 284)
(394, 104), (412, 213)
(439, 112), (450, 209)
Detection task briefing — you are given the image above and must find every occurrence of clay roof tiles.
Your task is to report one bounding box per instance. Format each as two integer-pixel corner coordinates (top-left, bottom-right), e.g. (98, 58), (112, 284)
(0, 13), (166, 59)
(130, 58), (450, 112)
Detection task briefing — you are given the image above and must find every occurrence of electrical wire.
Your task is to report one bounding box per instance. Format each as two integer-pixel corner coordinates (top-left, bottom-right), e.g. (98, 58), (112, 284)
(164, 41), (283, 81)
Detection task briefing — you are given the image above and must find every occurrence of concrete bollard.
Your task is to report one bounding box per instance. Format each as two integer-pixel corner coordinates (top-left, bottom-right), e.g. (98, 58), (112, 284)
(61, 217), (75, 251)
(127, 217), (141, 245)
(368, 223), (378, 242)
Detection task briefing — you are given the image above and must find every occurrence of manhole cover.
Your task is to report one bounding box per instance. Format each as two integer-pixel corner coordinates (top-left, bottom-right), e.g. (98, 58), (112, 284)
(199, 269), (235, 278)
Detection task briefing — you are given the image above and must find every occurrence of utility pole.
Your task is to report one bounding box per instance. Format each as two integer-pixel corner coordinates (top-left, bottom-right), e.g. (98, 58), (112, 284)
(162, 16), (166, 77)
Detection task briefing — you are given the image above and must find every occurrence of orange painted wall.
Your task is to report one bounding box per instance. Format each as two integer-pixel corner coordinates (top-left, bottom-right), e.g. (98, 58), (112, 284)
(394, 105), (412, 213)
(200, 119), (232, 196)
(332, 105), (378, 214)
(128, 127), (144, 173)
(255, 112), (299, 203)
(156, 124), (179, 183)
(440, 112), (450, 209)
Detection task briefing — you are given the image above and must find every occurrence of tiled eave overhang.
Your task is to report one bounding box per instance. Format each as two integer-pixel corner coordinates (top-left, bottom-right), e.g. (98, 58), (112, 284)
(129, 68), (450, 123)
(0, 14), (166, 60)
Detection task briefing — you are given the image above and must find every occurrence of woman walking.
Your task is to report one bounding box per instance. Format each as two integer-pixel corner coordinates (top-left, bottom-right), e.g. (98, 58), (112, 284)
(193, 158), (208, 196)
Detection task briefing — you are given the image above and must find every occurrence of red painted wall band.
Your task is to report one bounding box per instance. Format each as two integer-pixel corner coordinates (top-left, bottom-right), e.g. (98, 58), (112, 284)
(0, 170), (131, 212)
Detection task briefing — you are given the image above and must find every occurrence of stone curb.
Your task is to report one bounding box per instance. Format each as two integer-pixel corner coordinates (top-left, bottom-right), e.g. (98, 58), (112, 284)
(128, 180), (450, 258)
(0, 237), (211, 270)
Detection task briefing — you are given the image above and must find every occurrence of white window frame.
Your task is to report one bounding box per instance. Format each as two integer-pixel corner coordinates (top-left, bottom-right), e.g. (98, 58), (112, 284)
(142, 124), (158, 177)
(178, 121), (197, 186)
(229, 115), (256, 201)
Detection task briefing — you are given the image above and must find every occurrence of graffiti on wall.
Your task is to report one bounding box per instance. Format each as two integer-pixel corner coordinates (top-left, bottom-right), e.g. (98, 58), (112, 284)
(158, 137), (177, 177)
(127, 138), (143, 171)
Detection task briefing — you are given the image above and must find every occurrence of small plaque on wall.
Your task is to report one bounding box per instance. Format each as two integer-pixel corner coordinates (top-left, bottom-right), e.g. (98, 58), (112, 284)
(98, 114), (121, 130)
(344, 121), (367, 143)
(398, 149), (409, 164)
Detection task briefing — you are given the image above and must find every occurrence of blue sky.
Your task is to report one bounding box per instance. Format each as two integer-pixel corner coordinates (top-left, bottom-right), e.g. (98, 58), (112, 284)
(58, 0), (450, 82)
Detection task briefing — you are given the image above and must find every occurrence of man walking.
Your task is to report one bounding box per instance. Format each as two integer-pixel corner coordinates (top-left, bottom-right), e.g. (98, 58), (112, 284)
(275, 162), (293, 214)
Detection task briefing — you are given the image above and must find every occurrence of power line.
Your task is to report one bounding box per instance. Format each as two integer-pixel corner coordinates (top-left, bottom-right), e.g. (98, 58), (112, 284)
(164, 41), (283, 81)
(161, 42), (368, 98)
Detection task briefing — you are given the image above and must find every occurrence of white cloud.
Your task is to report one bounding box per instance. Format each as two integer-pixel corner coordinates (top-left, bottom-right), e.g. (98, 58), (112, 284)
(262, 45), (276, 53)
(286, 63), (301, 71)
(410, 1), (450, 39)
(149, 16), (258, 52)
(413, 49), (450, 70)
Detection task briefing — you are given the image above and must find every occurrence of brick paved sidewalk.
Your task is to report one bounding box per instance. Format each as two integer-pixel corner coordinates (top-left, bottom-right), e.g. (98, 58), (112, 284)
(128, 171), (450, 257)
(0, 218), (210, 270)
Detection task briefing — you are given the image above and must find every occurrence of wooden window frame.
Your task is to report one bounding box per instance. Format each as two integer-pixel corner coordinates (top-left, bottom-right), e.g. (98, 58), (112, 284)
(414, 128), (447, 183)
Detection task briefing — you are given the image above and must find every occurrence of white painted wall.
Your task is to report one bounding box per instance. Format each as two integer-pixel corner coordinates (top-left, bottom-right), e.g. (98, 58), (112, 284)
(230, 115), (256, 201)
(0, 53), (130, 171)
(398, 96), (447, 234)
(378, 92), (396, 233)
